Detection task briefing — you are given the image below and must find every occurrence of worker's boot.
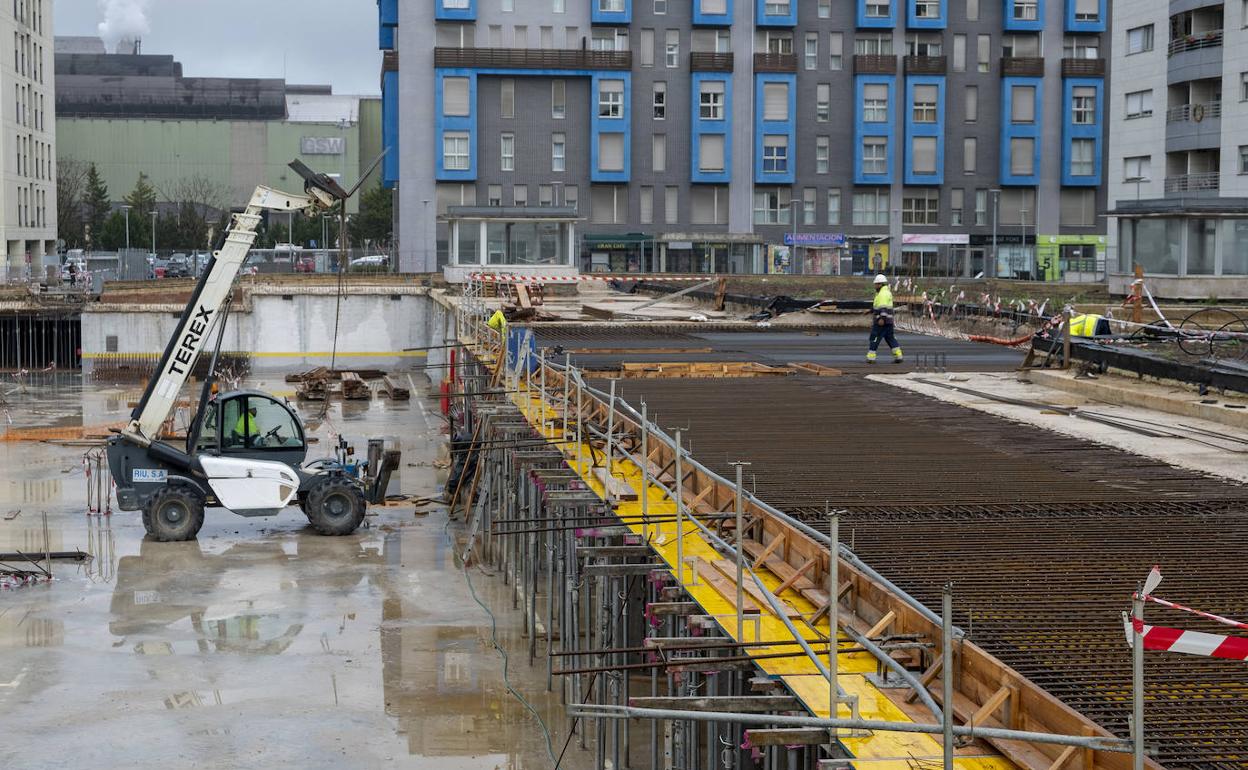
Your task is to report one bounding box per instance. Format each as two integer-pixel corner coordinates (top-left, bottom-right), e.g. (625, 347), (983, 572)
(866, 350), (877, 364)
(892, 347), (904, 364)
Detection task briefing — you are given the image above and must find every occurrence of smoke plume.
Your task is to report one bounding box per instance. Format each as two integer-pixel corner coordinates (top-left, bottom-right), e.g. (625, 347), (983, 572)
(97, 0), (151, 52)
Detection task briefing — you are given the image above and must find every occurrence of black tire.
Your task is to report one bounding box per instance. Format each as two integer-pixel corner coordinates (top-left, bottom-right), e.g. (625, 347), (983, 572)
(143, 486), (205, 542)
(305, 476), (366, 536)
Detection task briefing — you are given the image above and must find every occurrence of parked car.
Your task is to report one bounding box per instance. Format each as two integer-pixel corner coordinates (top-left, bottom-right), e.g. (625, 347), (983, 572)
(349, 255), (389, 272)
(295, 254), (316, 273)
(166, 254), (191, 278)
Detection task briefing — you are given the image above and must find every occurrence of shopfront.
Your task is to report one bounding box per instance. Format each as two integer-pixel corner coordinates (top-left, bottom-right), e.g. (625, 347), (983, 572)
(784, 233), (850, 275)
(898, 234), (969, 277)
(441, 206), (579, 283)
(1035, 235), (1105, 282)
(582, 234), (655, 273)
(969, 234), (1036, 280)
(846, 237), (890, 275)
(659, 234), (762, 274)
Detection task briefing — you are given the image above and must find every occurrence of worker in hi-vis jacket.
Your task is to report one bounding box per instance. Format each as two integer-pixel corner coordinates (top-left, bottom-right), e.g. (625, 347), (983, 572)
(867, 274), (904, 364)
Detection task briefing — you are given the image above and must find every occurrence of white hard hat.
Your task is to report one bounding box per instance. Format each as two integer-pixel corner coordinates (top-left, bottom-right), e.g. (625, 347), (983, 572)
(873, 274), (888, 285)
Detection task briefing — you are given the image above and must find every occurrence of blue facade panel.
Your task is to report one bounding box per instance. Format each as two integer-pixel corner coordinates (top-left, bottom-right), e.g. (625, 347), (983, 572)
(904, 75), (945, 185)
(590, 72), (632, 182)
(379, 25), (395, 49)
(854, 74), (896, 185)
(754, 73), (797, 184)
(435, 70), (478, 181)
(1064, 0), (1106, 32)
(691, 73), (732, 183)
(378, 0), (397, 48)
(906, 0), (946, 28)
(1003, 0), (1043, 31)
(856, 0), (897, 28)
(1061, 77), (1103, 186)
(435, 0), (477, 21)
(999, 76), (1042, 185)
(756, 0), (797, 26)
(382, 70), (399, 188)
(693, 0), (733, 25)
(592, 0), (633, 24)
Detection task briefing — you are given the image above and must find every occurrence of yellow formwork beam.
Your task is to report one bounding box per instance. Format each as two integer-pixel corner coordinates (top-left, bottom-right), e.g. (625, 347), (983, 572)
(507, 383), (1018, 770)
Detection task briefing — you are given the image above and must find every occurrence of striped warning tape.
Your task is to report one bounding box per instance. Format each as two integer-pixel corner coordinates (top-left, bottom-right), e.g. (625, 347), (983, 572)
(1143, 593), (1248, 632)
(1125, 617), (1248, 662)
(469, 273), (715, 284)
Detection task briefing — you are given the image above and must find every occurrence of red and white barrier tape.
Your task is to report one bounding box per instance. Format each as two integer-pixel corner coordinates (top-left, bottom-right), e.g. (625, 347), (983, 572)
(1125, 617), (1248, 662)
(1143, 594), (1248, 632)
(469, 273), (716, 284)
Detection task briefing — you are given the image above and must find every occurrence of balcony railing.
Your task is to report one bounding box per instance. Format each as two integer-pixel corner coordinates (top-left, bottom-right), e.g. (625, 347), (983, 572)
(853, 54), (898, 74)
(1164, 172), (1220, 193)
(1060, 57), (1105, 76)
(904, 55), (946, 74)
(690, 52), (734, 72)
(1167, 30), (1223, 56)
(432, 47), (632, 70)
(1165, 100), (1222, 123)
(754, 52), (797, 72)
(1000, 56), (1045, 76)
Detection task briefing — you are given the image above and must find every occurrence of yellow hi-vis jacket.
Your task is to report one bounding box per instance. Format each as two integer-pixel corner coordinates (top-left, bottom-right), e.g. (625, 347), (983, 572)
(872, 285), (895, 323)
(1068, 313), (1103, 337)
(487, 309), (507, 335)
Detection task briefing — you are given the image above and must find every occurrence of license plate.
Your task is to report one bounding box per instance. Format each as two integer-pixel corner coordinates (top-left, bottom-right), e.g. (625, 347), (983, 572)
(132, 469), (168, 483)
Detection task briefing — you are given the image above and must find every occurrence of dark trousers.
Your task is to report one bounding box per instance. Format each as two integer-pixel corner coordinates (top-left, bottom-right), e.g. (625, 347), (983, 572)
(869, 321), (899, 352)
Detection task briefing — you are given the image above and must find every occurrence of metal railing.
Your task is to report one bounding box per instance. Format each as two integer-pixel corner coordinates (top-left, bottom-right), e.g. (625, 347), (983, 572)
(1164, 171), (1220, 193)
(853, 53), (898, 74)
(1168, 30), (1223, 56)
(689, 51), (734, 71)
(432, 46), (633, 70)
(1060, 57), (1106, 76)
(753, 52), (797, 72)
(999, 56), (1045, 76)
(1165, 100), (1222, 123)
(903, 54), (946, 74)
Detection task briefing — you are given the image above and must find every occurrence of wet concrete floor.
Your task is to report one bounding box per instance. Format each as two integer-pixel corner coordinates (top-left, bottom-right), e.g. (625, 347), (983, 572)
(0, 372), (593, 769)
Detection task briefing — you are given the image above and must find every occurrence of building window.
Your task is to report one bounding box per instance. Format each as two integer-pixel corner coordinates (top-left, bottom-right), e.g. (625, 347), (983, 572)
(641, 28), (655, 66)
(488, 184), (502, 206)
(692, 186), (729, 225)
(963, 137), (977, 173)
(915, 0), (940, 18)
(501, 133), (515, 171)
(912, 137), (937, 175)
(1064, 36), (1100, 58)
(1013, 0), (1037, 20)
(855, 34), (892, 55)
(1073, 0), (1099, 21)
(598, 79), (624, 118)
(640, 185), (654, 224)
(1126, 25), (1153, 54)
(827, 188), (841, 224)
(977, 34), (990, 72)
(763, 81), (790, 121)
(443, 77), (470, 116)
(965, 85), (978, 122)
(816, 84), (831, 121)
(952, 34), (966, 71)
(539, 185), (554, 206)
(902, 189), (939, 225)
(553, 0), (565, 11)
(665, 186), (678, 223)
(1072, 86), (1096, 124)
(912, 84), (938, 123)
(653, 81), (667, 119)
(700, 134), (726, 172)
(975, 189), (987, 225)
(753, 188), (791, 224)
(501, 0), (513, 10)
(863, 84), (889, 122)
(591, 28), (629, 51)
(599, 133), (625, 172)
(1060, 188), (1096, 226)
(443, 132), (469, 170)
(1125, 89), (1153, 118)
(1239, 146), (1248, 174)
(665, 30), (679, 67)
(1123, 155), (1151, 181)
(765, 0), (792, 15)
(805, 33), (819, 70)
(1070, 139), (1094, 176)
(816, 136), (830, 173)
(599, 0), (625, 9)
(1003, 33), (1039, 56)
(951, 188), (964, 225)
(552, 81), (566, 119)
(591, 185), (626, 224)
(1010, 137), (1035, 176)
(829, 33), (843, 69)
(907, 33), (942, 56)
(565, 185), (578, 210)
(1011, 85), (1035, 123)
(866, 0), (890, 17)
(802, 188), (817, 225)
(763, 135), (789, 173)
(501, 79), (515, 119)
(819, 0), (832, 16)
(862, 137), (888, 174)
(552, 133), (566, 172)
(767, 32), (794, 54)
(654, 0), (666, 12)
(1242, 72), (1248, 101)
(699, 81), (725, 120)
(652, 134), (667, 171)
(513, 185), (527, 206)
(852, 190), (889, 226)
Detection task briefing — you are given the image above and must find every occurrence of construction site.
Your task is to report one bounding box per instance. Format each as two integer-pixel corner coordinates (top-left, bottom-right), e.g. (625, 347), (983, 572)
(3, 254), (1248, 769)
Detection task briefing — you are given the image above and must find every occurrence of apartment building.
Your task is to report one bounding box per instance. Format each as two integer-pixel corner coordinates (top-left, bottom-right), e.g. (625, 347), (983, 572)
(380, 0), (1108, 278)
(2, 0), (55, 280)
(1106, 0), (1248, 298)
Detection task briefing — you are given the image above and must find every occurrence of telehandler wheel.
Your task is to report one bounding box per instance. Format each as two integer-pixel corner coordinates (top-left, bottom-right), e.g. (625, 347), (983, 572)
(305, 477), (367, 536)
(143, 486), (206, 542)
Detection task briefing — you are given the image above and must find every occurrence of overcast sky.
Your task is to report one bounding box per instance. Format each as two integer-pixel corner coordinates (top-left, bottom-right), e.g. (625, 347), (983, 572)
(55, 0), (383, 95)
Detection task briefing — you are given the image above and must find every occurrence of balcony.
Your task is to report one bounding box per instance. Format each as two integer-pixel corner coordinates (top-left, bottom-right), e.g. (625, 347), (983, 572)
(1000, 56), (1045, 76)
(1167, 30), (1222, 56)
(853, 54), (898, 74)
(1164, 172), (1219, 193)
(904, 55), (946, 74)
(690, 52), (734, 72)
(382, 50), (398, 73)
(1166, 101), (1221, 123)
(432, 47), (632, 70)
(753, 52), (797, 72)
(1060, 57), (1105, 76)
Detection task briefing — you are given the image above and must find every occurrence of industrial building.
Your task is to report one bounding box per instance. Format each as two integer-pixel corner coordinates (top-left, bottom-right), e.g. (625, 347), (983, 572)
(378, 0), (1110, 279)
(54, 39), (383, 217)
(1, 0), (56, 281)
(1106, 0), (1248, 299)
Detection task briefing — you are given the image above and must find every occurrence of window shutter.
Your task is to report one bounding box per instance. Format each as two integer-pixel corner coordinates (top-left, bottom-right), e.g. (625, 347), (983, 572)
(665, 186), (678, 223)
(700, 134), (725, 172)
(640, 186), (654, 224)
(965, 85), (978, 121)
(692, 187), (715, 223)
(501, 79), (514, 118)
(703, 0), (727, 13)
(912, 137), (937, 174)
(443, 77), (469, 116)
(763, 82), (789, 121)
(1074, 0), (1097, 14)
(1073, 85), (1095, 100)
(652, 134), (667, 171)
(914, 84), (938, 104)
(599, 133), (625, 171)
(863, 83), (887, 102)
(703, 80), (725, 94)
(1011, 86), (1035, 122)
(640, 29), (655, 66)
(1010, 138), (1034, 175)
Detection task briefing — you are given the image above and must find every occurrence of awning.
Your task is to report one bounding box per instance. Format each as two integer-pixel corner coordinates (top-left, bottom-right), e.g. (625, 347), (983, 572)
(583, 233), (651, 250)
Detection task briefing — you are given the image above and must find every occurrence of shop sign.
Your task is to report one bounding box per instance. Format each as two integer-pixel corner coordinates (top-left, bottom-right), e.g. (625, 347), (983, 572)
(901, 233), (969, 245)
(784, 233), (846, 246)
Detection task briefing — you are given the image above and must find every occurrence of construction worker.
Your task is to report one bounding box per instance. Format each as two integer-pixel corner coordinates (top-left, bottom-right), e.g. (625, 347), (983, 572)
(232, 404), (260, 447)
(867, 274), (903, 364)
(487, 308), (507, 336)
(1068, 312), (1111, 337)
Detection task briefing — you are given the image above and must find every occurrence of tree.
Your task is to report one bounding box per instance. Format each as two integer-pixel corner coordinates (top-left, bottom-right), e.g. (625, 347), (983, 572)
(56, 159), (90, 249)
(84, 164), (110, 249)
(159, 175), (230, 251)
(98, 211), (129, 251)
(349, 186), (393, 251)
(124, 173), (158, 252)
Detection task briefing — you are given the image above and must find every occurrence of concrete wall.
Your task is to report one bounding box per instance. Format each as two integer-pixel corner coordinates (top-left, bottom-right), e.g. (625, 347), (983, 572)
(82, 290), (437, 373)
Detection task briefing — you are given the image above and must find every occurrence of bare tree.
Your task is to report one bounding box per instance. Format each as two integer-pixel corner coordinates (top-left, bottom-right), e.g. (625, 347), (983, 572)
(158, 175), (232, 250)
(57, 158), (91, 249)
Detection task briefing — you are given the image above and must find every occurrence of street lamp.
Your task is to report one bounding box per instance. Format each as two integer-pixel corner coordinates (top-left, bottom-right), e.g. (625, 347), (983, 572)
(150, 209), (157, 257)
(422, 198), (432, 273)
(120, 204), (132, 253)
(989, 189), (1001, 279)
